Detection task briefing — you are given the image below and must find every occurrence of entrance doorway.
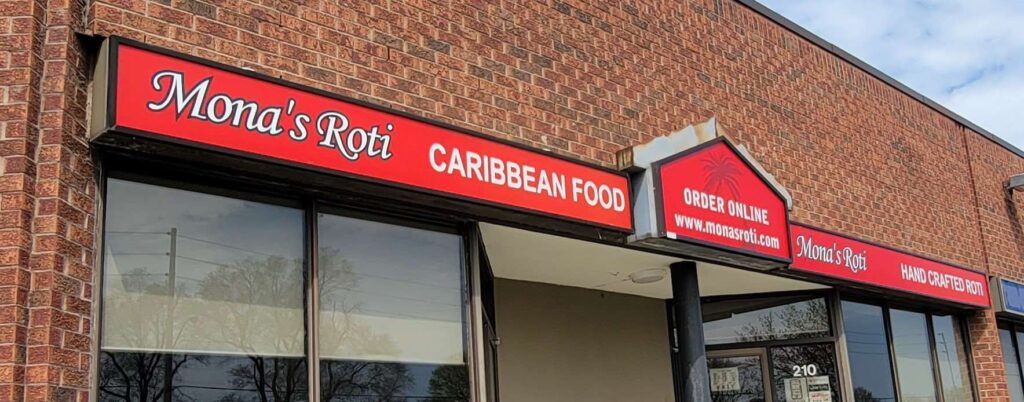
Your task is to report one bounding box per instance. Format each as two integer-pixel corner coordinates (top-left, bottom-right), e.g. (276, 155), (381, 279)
(696, 293), (844, 402)
(707, 345), (838, 402)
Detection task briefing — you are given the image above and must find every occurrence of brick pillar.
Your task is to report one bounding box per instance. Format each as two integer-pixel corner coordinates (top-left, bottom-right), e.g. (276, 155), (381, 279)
(0, 0), (47, 398)
(22, 2), (94, 401)
(970, 308), (1010, 401)
(0, 0), (93, 399)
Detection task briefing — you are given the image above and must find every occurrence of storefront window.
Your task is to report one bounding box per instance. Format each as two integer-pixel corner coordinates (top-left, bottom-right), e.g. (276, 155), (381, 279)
(1001, 326), (1024, 402)
(702, 295), (831, 345)
(931, 315), (972, 402)
(99, 179), (308, 401)
(840, 300), (977, 402)
(890, 309), (938, 402)
(99, 178), (471, 402)
(317, 213), (468, 401)
(841, 301), (896, 402)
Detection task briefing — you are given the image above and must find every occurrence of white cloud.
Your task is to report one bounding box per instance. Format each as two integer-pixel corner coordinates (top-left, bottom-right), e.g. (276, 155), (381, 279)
(759, 0), (1024, 149)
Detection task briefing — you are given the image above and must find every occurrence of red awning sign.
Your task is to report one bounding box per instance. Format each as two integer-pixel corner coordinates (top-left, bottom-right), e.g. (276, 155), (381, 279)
(97, 39), (632, 231)
(653, 138), (792, 262)
(790, 224), (989, 307)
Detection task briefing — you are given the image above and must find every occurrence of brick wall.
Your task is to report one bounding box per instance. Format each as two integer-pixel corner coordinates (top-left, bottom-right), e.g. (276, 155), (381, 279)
(0, 0), (1019, 400)
(964, 121), (1024, 402)
(0, 0), (42, 397)
(970, 309), (1010, 400)
(967, 132), (1024, 280)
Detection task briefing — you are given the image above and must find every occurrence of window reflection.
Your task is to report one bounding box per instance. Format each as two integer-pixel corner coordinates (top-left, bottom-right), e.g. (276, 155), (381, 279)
(99, 353), (307, 401)
(841, 301), (896, 402)
(702, 295), (830, 345)
(890, 309), (938, 402)
(708, 355), (766, 402)
(317, 213), (468, 401)
(99, 179), (307, 401)
(931, 315), (972, 402)
(770, 344), (841, 402)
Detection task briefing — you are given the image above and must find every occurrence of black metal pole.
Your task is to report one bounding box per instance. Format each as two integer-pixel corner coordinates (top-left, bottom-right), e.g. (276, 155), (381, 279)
(670, 261), (711, 402)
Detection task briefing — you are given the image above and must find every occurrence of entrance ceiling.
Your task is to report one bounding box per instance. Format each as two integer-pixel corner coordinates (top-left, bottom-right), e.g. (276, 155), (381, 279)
(480, 223), (827, 299)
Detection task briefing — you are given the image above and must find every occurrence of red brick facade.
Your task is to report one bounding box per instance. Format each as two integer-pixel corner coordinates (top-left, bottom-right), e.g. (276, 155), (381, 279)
(1, 0), (1022, 400)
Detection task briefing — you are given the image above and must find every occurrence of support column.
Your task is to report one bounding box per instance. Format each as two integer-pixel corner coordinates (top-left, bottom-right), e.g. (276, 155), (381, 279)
(670, 261), (711, 402)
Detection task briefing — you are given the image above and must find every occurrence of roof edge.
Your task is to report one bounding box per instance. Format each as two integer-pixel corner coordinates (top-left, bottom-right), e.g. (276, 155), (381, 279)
(736, 0), (1024, 159)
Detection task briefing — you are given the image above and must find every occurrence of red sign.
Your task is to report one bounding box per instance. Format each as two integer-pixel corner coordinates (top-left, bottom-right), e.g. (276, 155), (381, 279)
(791, 224), (989, 307)
(654, 138), (791, 261)
(102, 40), (632, 231)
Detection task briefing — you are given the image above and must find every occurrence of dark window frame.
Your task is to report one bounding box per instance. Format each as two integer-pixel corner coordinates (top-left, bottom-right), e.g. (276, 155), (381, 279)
(700, 289), (840, 351)
(839, 295), (980, 402)
(96, 158), (480, 402)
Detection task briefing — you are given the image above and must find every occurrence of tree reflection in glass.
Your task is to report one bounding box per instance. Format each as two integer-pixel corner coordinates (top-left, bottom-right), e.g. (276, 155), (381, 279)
(98, 180), (470, 402)
(769, 344), (841, 402)
(317, 213), (469, 402)
(703, 296), (830, 345)
(99, 179), (307, 401)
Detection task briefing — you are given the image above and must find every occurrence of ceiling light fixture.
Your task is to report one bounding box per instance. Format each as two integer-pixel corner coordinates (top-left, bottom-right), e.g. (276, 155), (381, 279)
(629, 268), (667, 284)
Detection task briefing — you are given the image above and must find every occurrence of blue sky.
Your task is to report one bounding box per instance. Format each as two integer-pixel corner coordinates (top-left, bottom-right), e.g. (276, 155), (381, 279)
(759, 0), (1024, 149)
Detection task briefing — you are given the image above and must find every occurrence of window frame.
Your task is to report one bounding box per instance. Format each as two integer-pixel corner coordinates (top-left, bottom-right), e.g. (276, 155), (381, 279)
(700, 289), (840, 351)
(97, 173), (312, 400)
(838, 295), (980, 402)
(94, 160), (484, 402)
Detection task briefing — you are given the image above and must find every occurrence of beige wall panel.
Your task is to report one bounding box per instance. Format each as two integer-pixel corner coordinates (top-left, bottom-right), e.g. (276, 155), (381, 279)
(495, 279), (675, 402)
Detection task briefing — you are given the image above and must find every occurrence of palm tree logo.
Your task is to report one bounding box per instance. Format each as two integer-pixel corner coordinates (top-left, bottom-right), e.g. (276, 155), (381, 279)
(701, 148), (742, 199)
(698, 146), (756, 250)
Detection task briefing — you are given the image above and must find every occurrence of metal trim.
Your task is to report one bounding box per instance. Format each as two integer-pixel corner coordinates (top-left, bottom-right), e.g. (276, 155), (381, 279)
(88, 155), (108, 402)
(883, 304), (903, 400)
(305, 200), (320, 400)
(831, 291), (855, 402)
(466, 224), (488, 402)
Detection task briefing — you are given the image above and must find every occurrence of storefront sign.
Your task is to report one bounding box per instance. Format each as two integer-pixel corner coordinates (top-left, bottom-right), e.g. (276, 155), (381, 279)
(993, 277), (1024, 316)
(790, 224), (989, 307)
(652, 138), (791, 262)
(93, 38), (632, 231)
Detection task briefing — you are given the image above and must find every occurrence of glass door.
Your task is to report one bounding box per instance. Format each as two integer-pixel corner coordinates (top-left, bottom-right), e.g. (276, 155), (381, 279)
(708, 348), (773, 402)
